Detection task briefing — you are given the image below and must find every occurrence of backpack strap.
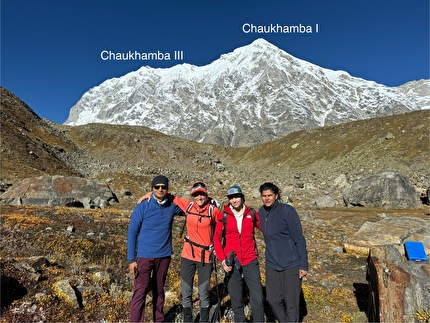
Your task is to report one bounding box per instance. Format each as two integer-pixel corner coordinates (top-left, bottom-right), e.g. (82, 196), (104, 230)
(184, 236), (213, 266)
(181, 202), (215, 239)
(249, 208), (259, 254)
(249, 208), (257, 228)
(180, 202), (194, 238)
(221, 211), (228, 248)
(208, 205), (215, 243)
(186, 202), (194, 213)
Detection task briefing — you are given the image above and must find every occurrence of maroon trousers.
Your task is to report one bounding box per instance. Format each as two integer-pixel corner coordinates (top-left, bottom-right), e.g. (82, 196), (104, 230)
(130, 257), (171, 322)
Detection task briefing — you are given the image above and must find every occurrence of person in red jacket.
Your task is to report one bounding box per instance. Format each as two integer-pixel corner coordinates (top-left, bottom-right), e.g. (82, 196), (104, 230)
(213, 185), (265, 322)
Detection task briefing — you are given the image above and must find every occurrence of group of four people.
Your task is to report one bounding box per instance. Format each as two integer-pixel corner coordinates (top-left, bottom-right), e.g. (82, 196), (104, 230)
(127, 175), (308, 322)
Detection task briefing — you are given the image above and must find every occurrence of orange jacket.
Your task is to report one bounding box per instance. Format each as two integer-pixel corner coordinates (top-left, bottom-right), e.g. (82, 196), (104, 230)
(173, 196), (220, 263)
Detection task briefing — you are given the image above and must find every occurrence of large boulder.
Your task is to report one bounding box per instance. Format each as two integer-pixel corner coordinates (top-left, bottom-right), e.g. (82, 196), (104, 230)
(347, 216), (430, 321)
(343, 172), (418, 208)
(0, 175), (118, 208)
(367, 245), (430, 322)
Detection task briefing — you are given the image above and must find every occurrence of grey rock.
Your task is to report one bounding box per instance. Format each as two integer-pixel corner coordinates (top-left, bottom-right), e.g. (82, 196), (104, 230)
(385, 132), (394, 140)
(81, 197), (94, 209)
(53, 279), (80, 308)
(333, 174), (349, 188)
(0, 175), (119, 208)
(314, 195), (336, 208)
(342, 171), (418, 208)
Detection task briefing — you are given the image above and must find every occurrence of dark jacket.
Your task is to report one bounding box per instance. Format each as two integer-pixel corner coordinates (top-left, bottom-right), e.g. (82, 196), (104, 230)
(259, 200), (308, 271)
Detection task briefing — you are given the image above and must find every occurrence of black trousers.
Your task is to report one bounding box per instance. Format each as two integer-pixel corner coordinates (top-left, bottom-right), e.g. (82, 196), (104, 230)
(265, 265), (301, 323)
(227, 258), (265, 322)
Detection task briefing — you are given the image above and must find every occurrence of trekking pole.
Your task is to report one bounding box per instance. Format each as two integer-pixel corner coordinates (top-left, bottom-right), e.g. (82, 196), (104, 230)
(211, 253), (223, 322)
(211, 202), (226, 322)
(212, 252), (237, 322)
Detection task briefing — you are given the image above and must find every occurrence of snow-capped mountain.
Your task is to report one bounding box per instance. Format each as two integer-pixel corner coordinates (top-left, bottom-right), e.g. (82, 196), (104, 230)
(65, 38), (429, 147)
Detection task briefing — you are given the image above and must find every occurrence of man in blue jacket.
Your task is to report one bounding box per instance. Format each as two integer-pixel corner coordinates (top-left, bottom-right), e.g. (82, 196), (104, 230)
(127, 175), (184, 322)
(258, 182), (308, 323)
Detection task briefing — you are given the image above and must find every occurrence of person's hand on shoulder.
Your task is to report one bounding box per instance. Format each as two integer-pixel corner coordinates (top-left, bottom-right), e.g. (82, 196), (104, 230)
(138, 192), (175, 204)
(137, 192), (152, 204)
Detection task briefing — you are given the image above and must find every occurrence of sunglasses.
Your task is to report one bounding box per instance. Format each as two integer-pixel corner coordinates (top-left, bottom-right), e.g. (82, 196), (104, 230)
(192, 191), (206, 197)
(192, 182), (206, 189)
(153, 185), (167, 190)
(191, 183), (206, 194)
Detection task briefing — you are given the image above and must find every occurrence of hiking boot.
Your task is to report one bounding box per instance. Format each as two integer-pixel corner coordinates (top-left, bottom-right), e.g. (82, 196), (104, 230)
(183, 307), (193, 322)
(200, 306), (210, 322)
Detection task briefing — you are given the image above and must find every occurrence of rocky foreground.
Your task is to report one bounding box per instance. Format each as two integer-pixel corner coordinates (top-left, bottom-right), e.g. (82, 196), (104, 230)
(1, 204), (429, 322)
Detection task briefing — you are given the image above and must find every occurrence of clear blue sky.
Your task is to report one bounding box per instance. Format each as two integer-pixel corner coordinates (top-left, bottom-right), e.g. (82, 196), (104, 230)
(1, 0), (429, 124)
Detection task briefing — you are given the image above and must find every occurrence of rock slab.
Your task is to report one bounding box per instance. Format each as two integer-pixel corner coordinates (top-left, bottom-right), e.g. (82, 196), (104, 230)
(344, 217), (430, 256)
(0, 175), (118, 208)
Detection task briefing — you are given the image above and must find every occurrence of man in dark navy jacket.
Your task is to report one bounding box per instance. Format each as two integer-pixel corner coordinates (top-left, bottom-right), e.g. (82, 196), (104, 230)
(259, 182), (308, 323)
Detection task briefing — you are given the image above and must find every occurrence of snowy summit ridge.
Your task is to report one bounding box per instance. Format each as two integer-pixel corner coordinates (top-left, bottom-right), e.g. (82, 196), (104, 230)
(65, 38), (429, 147)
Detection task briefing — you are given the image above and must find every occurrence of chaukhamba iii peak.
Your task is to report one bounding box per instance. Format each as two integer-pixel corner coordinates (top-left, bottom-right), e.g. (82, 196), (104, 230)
(65, 38), (429, 147)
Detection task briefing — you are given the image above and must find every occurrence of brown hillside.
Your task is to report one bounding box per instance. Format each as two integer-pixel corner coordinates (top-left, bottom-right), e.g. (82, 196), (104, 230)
(239, 110), (429, 187)
(0, 87), (81, 182)
(1, 86), (429, 208)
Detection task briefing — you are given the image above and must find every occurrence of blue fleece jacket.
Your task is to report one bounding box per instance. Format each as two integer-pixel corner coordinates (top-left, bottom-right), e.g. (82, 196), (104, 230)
(259, 200), (308, 271)
(127, 195), (183, 262)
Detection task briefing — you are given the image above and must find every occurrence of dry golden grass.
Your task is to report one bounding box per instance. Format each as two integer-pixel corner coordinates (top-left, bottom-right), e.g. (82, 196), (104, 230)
(3, 204), (427, 322)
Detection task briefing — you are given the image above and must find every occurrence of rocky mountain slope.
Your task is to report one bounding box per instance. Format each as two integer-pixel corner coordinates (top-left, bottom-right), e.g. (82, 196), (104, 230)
(64, 38), (430, 147)
(0, 88), (81, 181)
(1, 86), (429, 210)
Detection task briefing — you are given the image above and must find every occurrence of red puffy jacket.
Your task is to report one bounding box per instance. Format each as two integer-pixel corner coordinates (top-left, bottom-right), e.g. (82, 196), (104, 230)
(214, 204), (261, 267)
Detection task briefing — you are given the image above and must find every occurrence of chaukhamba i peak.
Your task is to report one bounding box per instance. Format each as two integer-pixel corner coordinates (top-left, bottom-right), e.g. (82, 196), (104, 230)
(64, 38), (429, 147)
